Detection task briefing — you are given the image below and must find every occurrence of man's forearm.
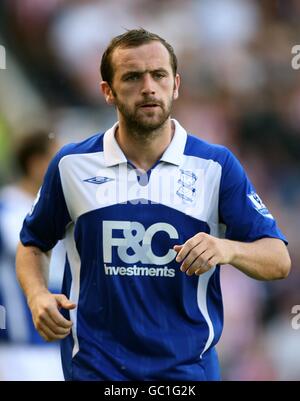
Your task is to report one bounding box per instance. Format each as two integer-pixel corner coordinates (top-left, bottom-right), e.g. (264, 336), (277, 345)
(227, 237), (291, 280)
(175, 234), (291, 280)
(16, 242), (51, 303)
(16, 242), (75, 342)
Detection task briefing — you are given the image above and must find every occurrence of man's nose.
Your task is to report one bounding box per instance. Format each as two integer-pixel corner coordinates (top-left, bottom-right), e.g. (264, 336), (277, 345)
(141, 74), (155, 95)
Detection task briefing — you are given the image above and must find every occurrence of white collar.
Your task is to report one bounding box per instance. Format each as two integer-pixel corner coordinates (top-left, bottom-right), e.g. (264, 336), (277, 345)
(103, 118), (187, 167)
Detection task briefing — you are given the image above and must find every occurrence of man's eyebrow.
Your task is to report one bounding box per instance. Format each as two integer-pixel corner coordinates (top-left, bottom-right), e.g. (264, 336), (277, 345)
(121, 68), (169, 78)
(121, 70), (143, 78)
(151, 68), (169, 74)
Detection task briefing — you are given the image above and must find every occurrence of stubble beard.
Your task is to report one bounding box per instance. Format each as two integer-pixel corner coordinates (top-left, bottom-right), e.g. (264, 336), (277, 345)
(114, 95), (173, 141)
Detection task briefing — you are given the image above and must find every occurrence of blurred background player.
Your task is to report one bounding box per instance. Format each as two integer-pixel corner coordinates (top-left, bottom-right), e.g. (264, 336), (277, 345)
(0, 130), (64, 380)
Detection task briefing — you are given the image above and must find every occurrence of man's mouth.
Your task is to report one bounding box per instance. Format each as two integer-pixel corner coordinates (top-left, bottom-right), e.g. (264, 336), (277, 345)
(139, 103), (160, 109)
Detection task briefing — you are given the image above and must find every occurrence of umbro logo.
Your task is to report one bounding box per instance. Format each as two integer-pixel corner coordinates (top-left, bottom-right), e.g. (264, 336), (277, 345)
(83, 176), (114, 185)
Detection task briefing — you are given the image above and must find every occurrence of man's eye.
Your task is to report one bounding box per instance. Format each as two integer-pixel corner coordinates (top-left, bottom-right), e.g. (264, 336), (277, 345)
(153, 72), (165, 79)
(125, 75), (139, 81)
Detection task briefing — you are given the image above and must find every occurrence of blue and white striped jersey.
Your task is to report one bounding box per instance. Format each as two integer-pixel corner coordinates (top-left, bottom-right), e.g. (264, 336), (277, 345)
(20, 119), (287, 380)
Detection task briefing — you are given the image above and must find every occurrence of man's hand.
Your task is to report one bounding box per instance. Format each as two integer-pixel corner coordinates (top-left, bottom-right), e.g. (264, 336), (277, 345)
(28, 290), (76, 342)
(173, 233), (234, 276)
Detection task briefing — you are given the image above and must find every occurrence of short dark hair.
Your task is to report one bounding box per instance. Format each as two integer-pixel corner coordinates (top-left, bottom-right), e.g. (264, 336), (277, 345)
(100, 28), (178, 86)
(15, 130), (56, 175)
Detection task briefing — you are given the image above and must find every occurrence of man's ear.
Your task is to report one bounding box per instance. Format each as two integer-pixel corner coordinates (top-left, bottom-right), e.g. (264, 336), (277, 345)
(173, 73), (180, 100)
(100, 81), (115, 105)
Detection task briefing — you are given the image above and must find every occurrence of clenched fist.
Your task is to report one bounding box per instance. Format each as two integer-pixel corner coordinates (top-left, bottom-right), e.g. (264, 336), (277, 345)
(28, 291), (76, 342)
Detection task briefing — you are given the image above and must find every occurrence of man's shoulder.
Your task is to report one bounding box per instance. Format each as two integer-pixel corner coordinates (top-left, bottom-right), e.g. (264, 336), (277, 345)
(184, 133), (232, 165)
(45, 132), (105, 174)
(58, 132), (105, 160)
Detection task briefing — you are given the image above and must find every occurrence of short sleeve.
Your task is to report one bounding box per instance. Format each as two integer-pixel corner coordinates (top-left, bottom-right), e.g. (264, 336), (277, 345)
(219, 149), (287, 244)
(20, 151), (72, 252)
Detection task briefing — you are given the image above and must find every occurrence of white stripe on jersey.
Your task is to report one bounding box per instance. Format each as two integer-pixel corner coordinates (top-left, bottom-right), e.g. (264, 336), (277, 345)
(197, 267), (216, 358)
(64, 224), (81, 357)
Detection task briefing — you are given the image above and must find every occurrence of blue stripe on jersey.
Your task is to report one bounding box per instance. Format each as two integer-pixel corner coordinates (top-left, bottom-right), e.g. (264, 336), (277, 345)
(206, 266), (223, 348)
(60, 255), (74, 380)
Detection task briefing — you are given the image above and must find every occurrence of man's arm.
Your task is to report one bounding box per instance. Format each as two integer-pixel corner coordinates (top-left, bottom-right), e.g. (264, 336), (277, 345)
(16, 242), (76, 341)
(174, 234), (291, 280)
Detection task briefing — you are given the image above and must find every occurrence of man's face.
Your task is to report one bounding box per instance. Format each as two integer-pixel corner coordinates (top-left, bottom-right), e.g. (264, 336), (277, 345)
(101, 41), (180, 133)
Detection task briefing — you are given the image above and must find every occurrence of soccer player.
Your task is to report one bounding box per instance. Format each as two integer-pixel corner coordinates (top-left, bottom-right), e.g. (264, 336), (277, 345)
(0, 130), (64, 380)
(16, 29), (291, 381)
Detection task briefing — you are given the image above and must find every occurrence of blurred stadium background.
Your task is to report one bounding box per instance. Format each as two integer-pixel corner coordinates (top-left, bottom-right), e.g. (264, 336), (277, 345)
(0, 0), (300, 380)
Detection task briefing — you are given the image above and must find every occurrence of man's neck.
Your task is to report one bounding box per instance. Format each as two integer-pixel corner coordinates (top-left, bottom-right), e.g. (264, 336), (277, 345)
(115, 118), (174, 171)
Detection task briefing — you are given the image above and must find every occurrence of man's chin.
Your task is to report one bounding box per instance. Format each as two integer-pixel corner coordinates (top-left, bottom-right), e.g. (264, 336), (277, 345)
(134, 113), (169, 131)
(135, 119), (166, 132)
